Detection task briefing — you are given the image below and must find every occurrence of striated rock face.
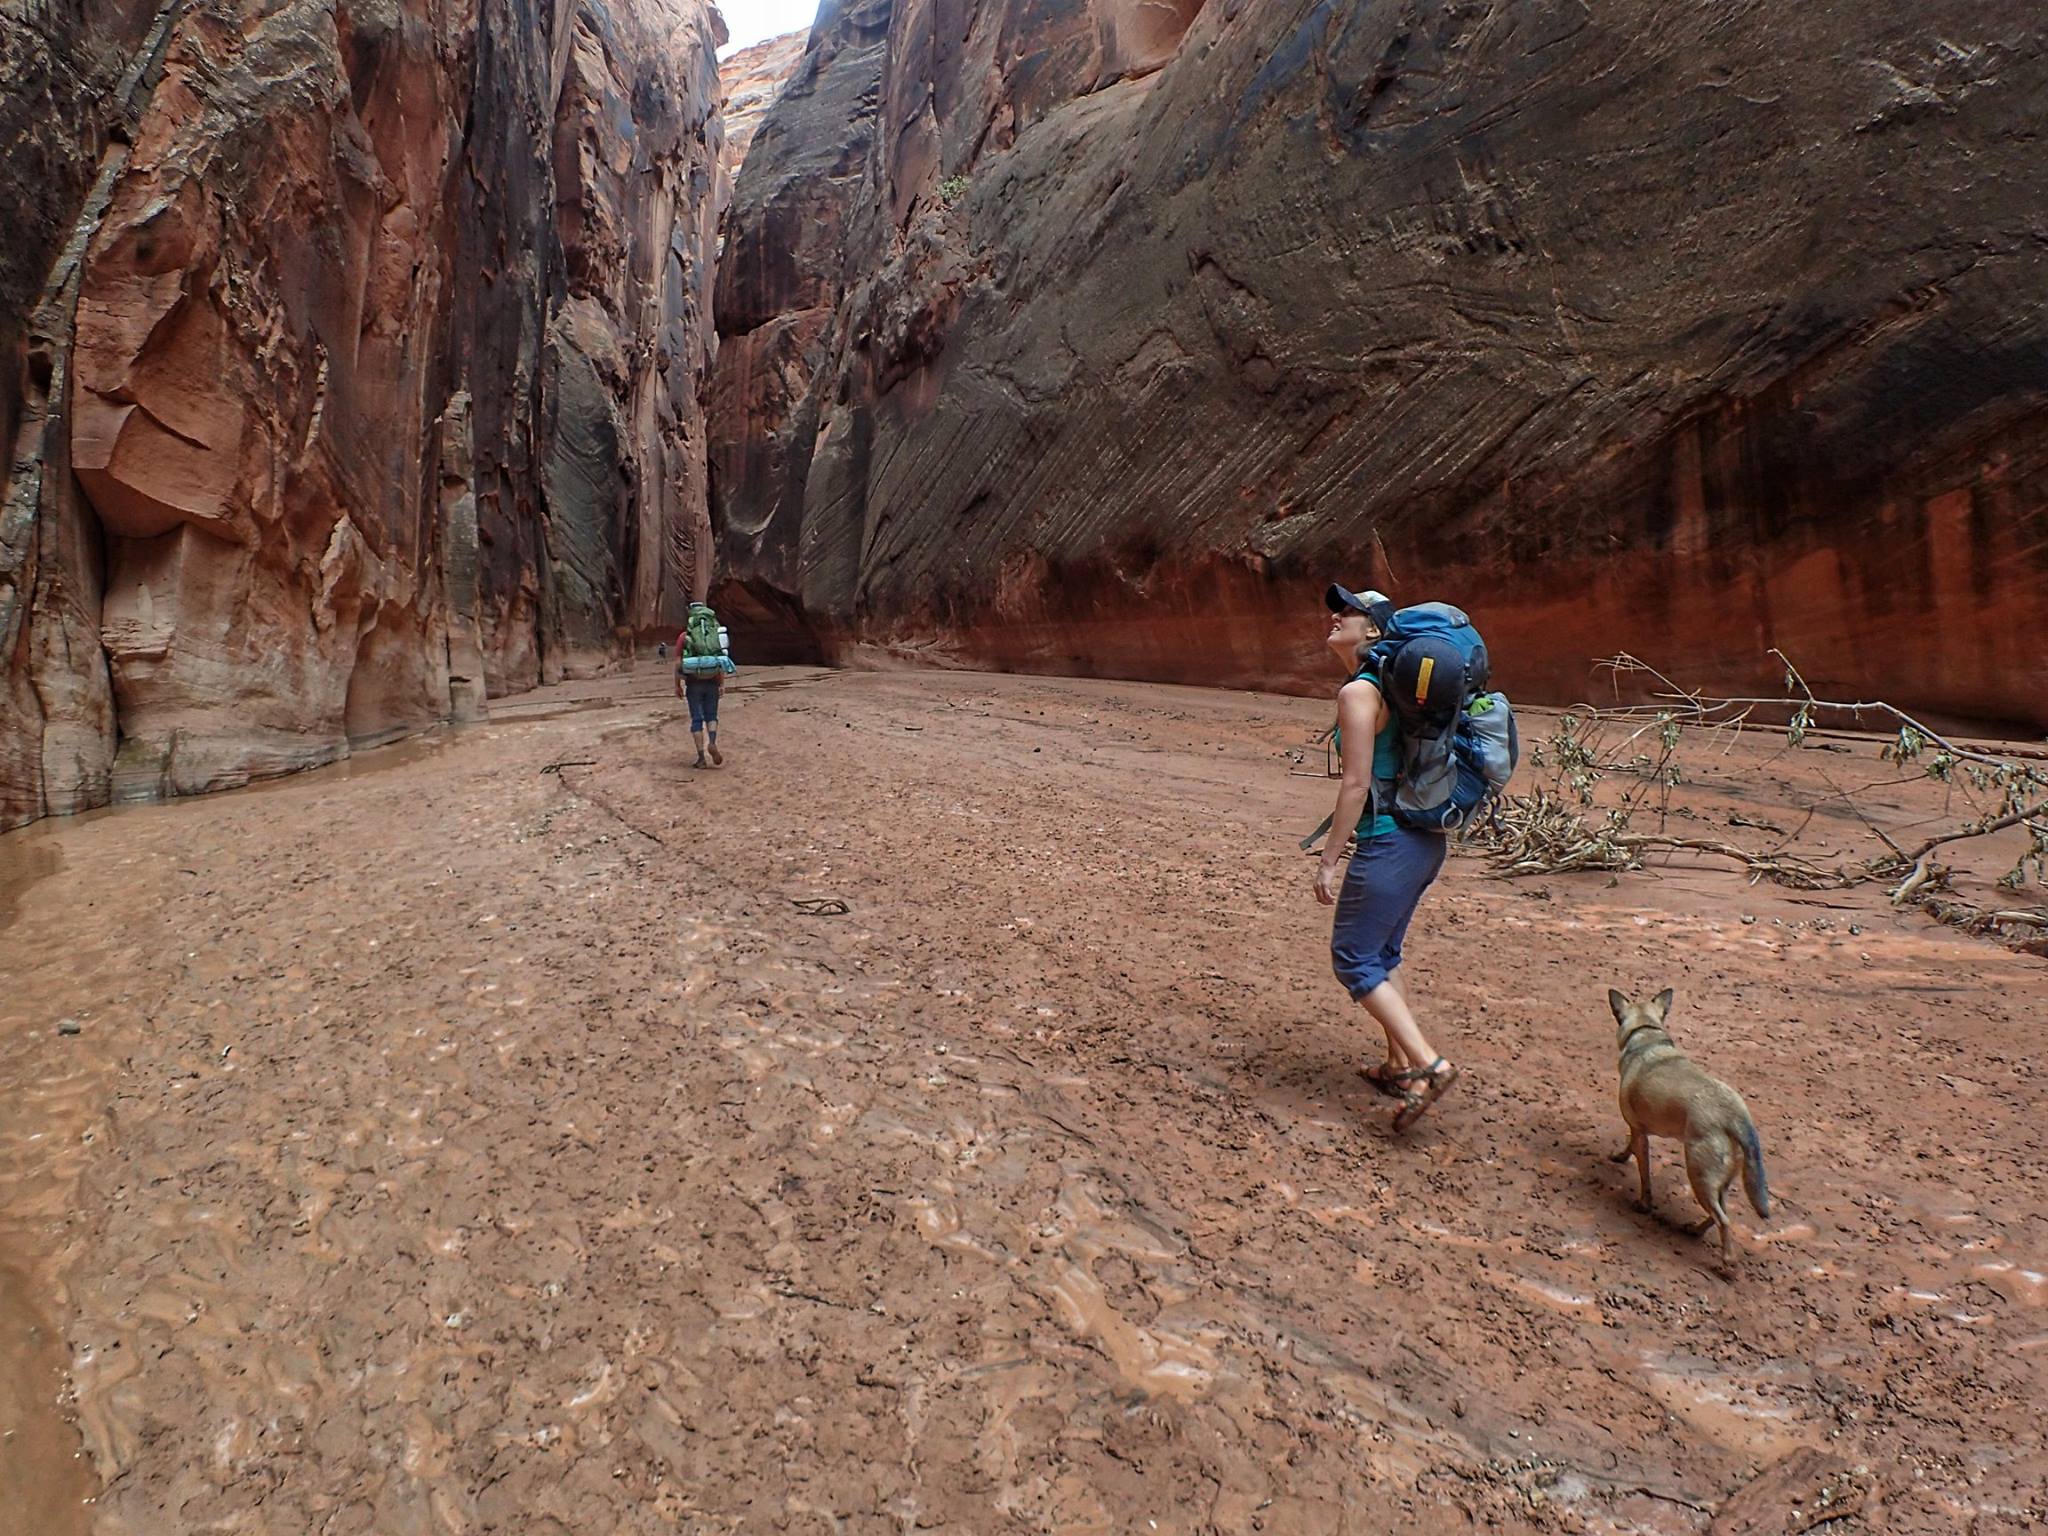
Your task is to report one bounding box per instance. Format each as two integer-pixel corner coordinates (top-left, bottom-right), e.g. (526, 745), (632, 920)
(1, 0), (724, 827)
(710, 0), (2048, 726)
(708, 0), (894, 661)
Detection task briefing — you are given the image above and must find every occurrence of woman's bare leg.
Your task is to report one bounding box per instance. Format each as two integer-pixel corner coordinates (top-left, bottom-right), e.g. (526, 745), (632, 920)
(1360, 973), (1443, 1076)
(1366, 970), (1422, 1073)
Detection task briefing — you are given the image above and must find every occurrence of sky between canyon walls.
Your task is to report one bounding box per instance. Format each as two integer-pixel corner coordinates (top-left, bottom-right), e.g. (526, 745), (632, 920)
(717, 0), (817, 54)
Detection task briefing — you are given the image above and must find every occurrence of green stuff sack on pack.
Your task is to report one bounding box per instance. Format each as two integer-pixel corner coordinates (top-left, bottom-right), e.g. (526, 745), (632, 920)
(679, 603), (727, 676)
(685, 605), (722, 658)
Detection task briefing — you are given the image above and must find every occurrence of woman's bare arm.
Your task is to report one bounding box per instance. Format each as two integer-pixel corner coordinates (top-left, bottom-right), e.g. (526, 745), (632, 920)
(1316, 678), (1385, 903)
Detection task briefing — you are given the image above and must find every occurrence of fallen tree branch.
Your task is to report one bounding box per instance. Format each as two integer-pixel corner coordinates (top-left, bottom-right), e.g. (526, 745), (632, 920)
(1460, 650), (2046, 949)
(1897, 793), (2048, 865)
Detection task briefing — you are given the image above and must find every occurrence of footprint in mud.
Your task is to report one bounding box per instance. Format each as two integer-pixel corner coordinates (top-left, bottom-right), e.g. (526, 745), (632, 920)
(1633, 1349), (1812, 1461)
(1033, 1177), (1222, 1402)
(1489, 1270), (1605, 1320)
(1044, 1259), (1221, 1400)
(1971, 1261), (2048, 1309)
(1021, 1175), (1223, 1400)
(902, 1189), (1009, 1265)
(888, 1144), (1225, 1406)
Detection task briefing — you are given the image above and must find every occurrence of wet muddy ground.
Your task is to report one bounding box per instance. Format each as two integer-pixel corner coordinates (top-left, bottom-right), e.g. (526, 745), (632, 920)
(1, 663), (2044, 1534)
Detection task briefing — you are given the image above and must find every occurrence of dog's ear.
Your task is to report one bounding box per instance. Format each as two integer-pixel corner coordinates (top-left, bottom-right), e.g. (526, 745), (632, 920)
(1608, 989), (1630, 1022)
(1652, 988), (1675, 1021)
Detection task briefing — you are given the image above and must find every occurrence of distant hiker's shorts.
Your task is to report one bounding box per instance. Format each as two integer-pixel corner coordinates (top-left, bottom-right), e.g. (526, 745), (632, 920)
(1331, 826), (1448, 1000)
(684, 675), (722, 731)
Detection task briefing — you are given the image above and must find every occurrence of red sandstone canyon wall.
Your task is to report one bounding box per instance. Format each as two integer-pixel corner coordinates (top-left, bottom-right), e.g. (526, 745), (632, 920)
(708, 0), (2048, 725)
(0, 0), (725, 827)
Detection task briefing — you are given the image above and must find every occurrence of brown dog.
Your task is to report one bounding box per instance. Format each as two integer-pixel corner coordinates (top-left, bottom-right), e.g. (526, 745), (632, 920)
(1608, 988), (1770, 1263)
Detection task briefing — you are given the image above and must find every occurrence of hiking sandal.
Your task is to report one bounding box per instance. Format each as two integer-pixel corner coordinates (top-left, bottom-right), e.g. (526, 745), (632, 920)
(1390, 1059), (1459, 1132)
(1359, 1061), (1408, 1098)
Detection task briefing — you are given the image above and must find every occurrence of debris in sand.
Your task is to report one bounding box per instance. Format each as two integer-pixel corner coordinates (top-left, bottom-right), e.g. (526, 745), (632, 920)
(57, 1017), (81, 1036)
(792, 897), (850, 916)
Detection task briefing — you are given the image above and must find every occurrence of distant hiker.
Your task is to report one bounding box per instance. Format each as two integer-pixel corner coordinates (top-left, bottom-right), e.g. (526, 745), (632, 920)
(675, 601), (736, 768)
(1312, 585), (1517, 1130)
(656, 640), (668, 660)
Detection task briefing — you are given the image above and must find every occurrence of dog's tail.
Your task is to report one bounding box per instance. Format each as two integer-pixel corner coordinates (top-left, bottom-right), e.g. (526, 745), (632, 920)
(1738, 1115), (1770, 1218)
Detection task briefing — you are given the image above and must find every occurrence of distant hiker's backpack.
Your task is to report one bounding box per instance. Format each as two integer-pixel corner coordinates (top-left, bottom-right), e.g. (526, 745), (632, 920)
(1363, 602), (1519, 833)
(678, 603), (729, 675)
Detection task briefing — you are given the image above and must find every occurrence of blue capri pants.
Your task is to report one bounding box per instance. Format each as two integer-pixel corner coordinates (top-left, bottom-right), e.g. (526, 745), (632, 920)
(1331, 825), (1448, 1000)
(684, 675), (722, 731)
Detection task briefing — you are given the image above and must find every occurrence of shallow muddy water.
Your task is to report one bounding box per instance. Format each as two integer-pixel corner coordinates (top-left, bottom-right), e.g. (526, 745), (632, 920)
(2, 663), (2044, 1533)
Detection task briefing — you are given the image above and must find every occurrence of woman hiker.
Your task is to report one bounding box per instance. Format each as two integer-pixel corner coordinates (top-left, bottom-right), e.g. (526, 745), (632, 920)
(1315, 583), (1459, 1130)
(674, 601), (736, 768)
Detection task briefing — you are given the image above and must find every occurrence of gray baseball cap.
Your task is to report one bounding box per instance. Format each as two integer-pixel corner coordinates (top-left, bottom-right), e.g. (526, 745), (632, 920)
(1326, 584), (1394, 629)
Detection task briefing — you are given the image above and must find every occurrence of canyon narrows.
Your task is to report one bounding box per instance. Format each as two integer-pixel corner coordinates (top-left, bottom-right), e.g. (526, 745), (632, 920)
(2, 0), (729, 830)
(9, 0), (2045, 830)
(708, 0), (2048, 723)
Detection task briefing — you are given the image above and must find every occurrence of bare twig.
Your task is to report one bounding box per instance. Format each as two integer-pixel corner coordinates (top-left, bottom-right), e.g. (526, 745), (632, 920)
(549, 765), (669, 846)
(1890, 858), (1940, 907)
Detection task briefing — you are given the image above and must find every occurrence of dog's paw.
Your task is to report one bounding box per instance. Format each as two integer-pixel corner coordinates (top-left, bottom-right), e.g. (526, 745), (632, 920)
(1632, 1199), (1653, 1215)
(1608, 1146), (1635, 1164)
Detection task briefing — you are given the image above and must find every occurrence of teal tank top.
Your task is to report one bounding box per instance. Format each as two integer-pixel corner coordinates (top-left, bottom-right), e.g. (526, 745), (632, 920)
(1335, 674), (1401, 842)
(1360, 683), (1401, 842)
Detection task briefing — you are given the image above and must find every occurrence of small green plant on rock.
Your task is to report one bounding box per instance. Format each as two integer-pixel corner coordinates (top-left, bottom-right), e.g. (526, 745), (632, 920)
(938, 173), (971, 207)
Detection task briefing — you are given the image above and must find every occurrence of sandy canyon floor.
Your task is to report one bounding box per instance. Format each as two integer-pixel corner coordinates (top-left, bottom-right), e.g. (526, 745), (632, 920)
(2, 663), (2044, 1535)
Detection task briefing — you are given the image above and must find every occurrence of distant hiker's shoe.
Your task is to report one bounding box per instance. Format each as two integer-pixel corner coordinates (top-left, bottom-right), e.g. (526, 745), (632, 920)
(692, 755), (708, 770)
(708, 740), (723, 766)
(1391, 1059), (1459, 1132)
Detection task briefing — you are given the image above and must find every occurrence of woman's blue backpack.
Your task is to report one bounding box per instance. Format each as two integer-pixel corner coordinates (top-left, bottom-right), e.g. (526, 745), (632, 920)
(1364, 603), (1518, 832)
